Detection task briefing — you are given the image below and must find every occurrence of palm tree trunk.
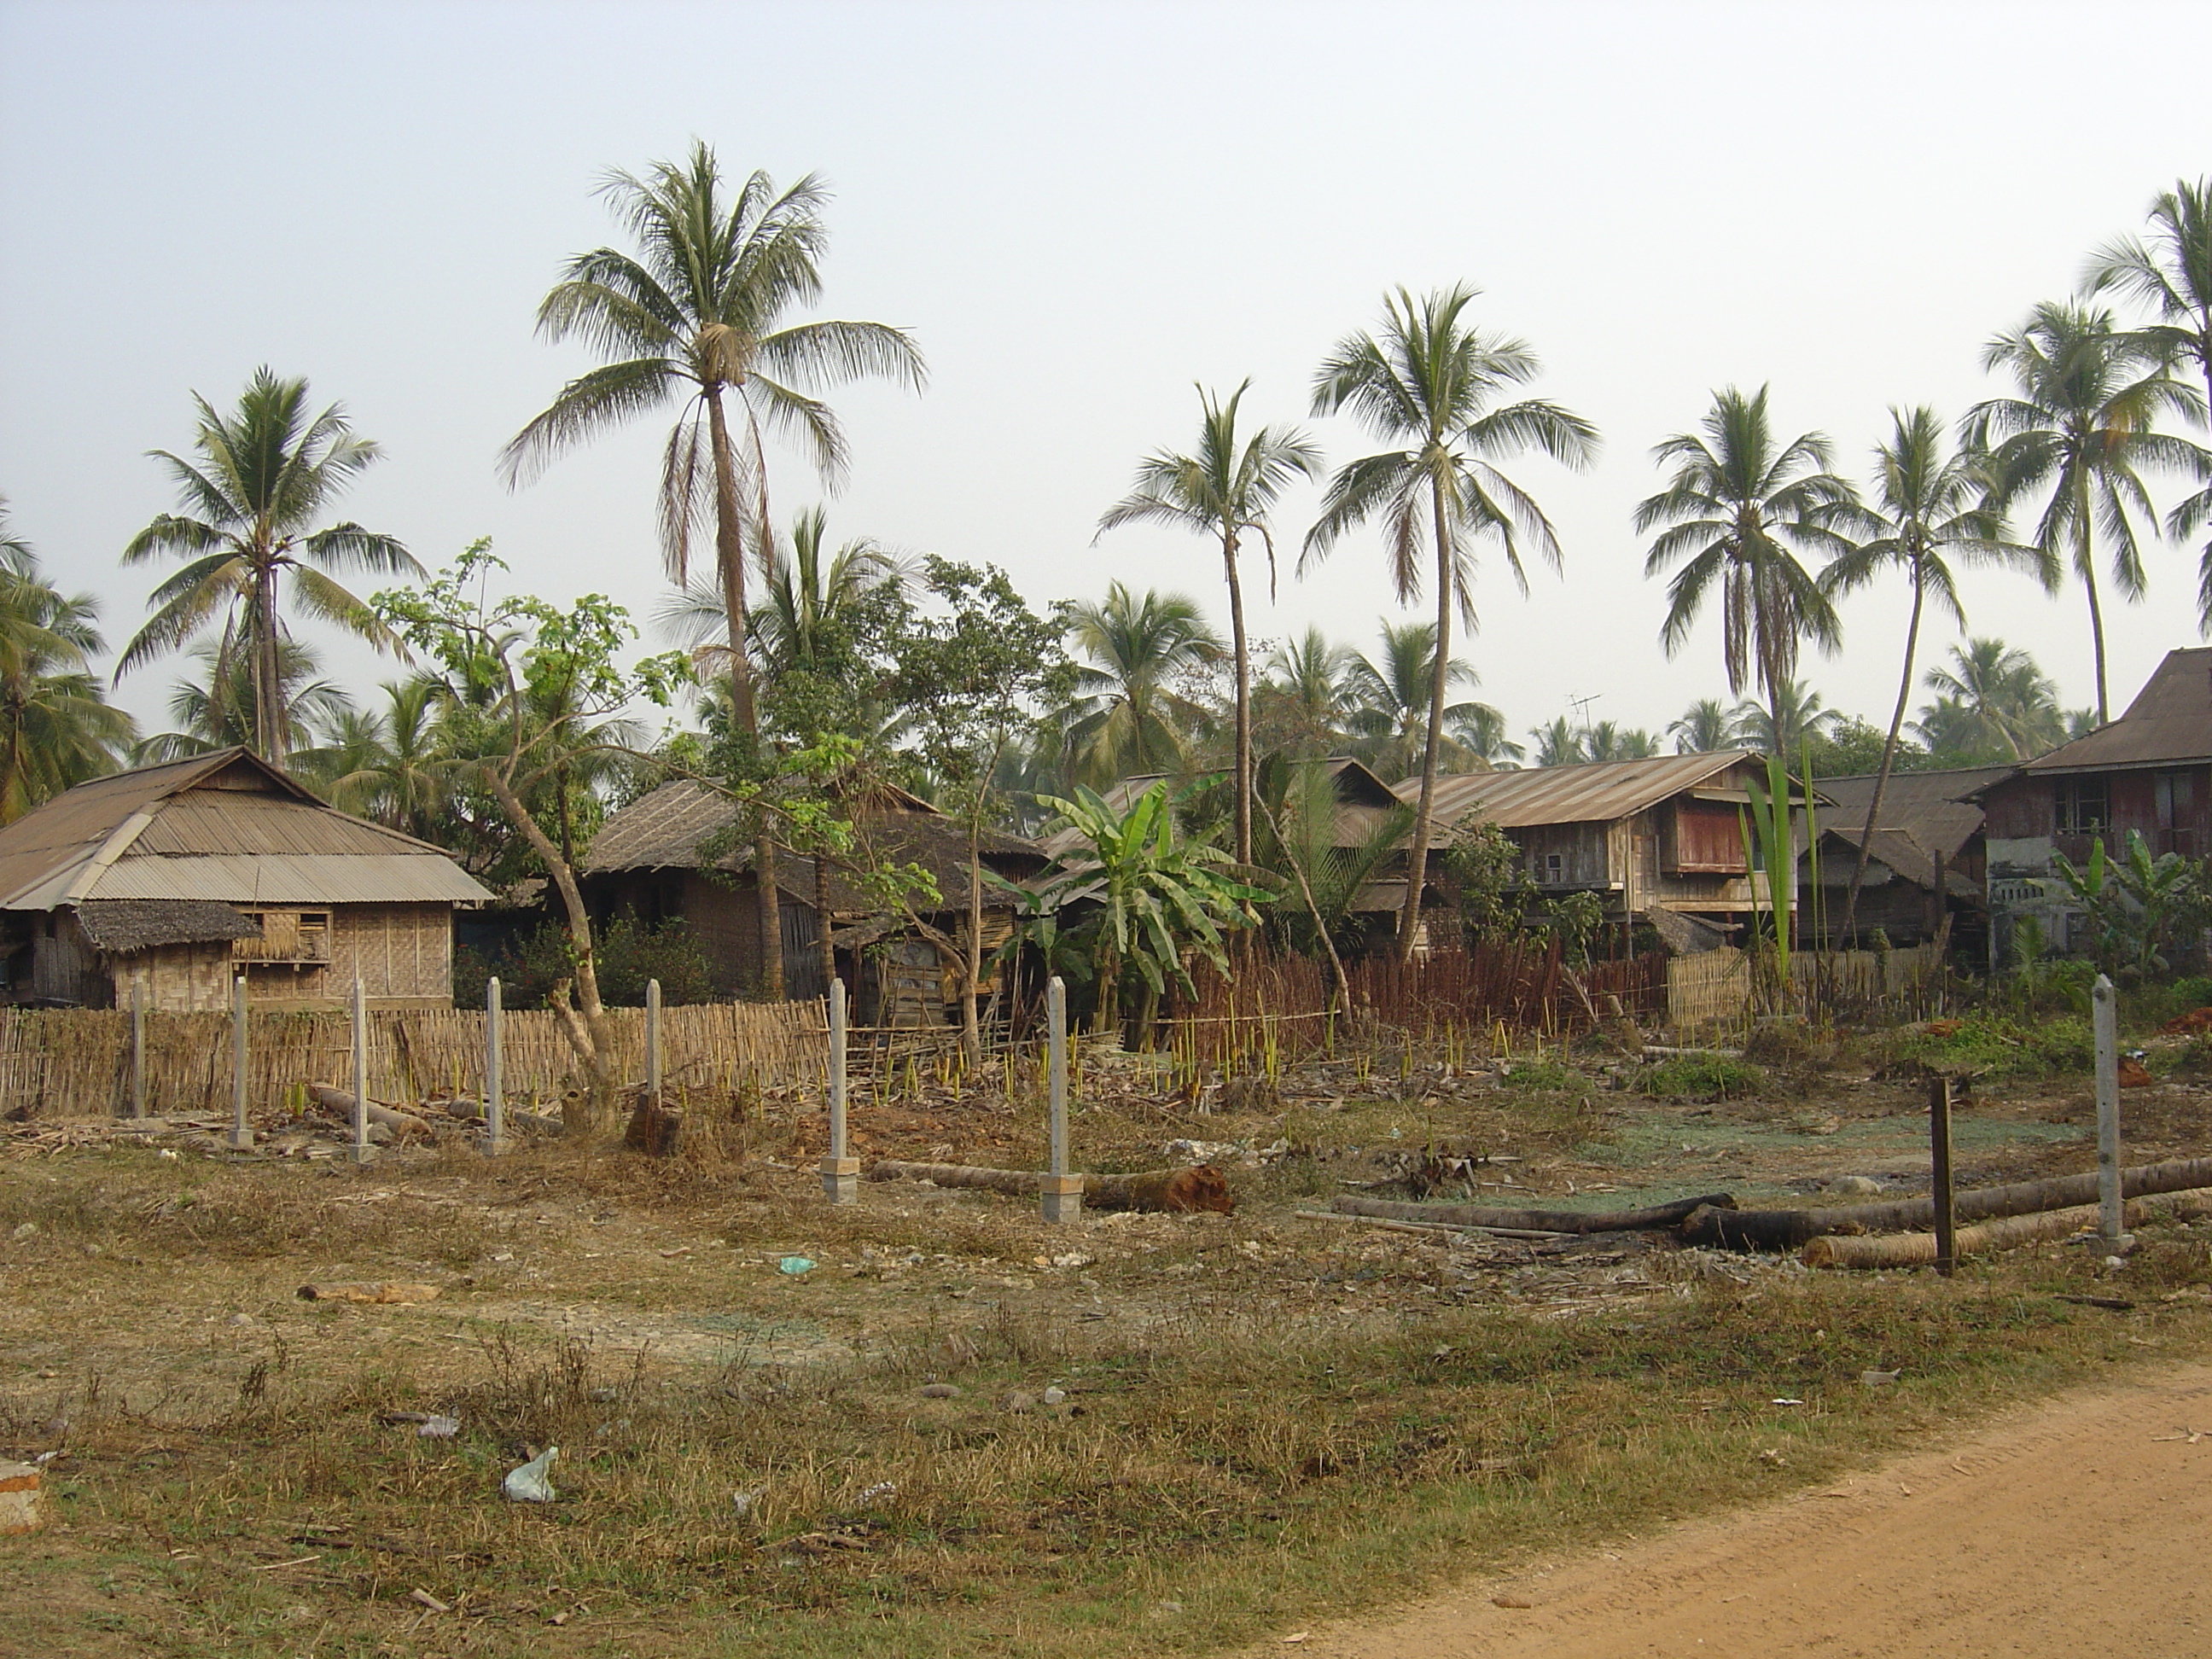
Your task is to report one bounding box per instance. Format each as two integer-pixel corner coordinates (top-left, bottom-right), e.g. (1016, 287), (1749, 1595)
(1840, 566), (1924, 946)
(703, 387), (784, 999)
(256, 566), (284, 763)
(1397, 476), (1453, 965)
(962, 815), (985, 1067)
(814, 847), (836, 998)
(2076, 469), (2110, 725)
(1222, 528), (1252, 869)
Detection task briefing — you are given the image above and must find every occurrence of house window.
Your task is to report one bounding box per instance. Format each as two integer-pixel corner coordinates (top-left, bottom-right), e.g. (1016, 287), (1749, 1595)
(2056, 779), (2108, 835)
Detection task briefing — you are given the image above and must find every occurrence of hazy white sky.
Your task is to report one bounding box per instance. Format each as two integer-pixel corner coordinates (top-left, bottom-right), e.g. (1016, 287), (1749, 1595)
(3, 0), (2209, 748)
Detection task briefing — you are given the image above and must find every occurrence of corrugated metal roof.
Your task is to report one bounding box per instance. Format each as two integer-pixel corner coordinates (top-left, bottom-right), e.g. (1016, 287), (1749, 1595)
(0, 748), (492, 911)
(1401, 751), (1767, 829)
(81, 854), (491, 905)
(1809, 765), (2008, 888)
(2017, 647), (2212, 775)
(587, 779), (1043, 900)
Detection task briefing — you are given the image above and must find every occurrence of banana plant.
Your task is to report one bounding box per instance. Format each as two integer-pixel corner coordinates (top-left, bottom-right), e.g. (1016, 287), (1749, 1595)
(2052, 830), (2200, 977)
(1031, 782), (1272, 1035)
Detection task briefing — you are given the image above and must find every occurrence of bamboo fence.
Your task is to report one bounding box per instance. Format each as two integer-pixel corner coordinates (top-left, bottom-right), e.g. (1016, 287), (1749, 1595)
(0, 998), (828, 1121)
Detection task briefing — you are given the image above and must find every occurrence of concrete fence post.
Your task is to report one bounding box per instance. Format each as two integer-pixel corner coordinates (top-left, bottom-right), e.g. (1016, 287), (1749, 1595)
(1041, 976), (1081, 1224)
(820, 978), (858, 1202)
(485, 976), (506, 1155)
(349, 976), (375, 1165)
(228, 975), (252, 1151)
(2093, 974), (2126, 1243)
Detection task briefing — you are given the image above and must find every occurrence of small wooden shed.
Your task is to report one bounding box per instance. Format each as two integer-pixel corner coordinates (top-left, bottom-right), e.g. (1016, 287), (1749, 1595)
(0, 748), (492, 1011)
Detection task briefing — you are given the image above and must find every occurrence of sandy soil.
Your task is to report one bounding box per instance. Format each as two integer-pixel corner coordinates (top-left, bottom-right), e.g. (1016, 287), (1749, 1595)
(1249, 1360), (2212, 1659)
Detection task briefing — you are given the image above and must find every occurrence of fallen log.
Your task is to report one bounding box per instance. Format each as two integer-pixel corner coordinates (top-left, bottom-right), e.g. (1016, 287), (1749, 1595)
(297, 1281), (441, 1304)
(1685, 1155), (2212, 1251)
(1805, 1188), (2212, 1269)
(307, 1085), (434, 1143)
(865, 1160), (1236, 1214)
(1086, 1166), (1234, 1214)
(432, 1098), (565, 1137)
(1333, 1191), (1735, 1235)
(1295, 1209), (1574, 1241)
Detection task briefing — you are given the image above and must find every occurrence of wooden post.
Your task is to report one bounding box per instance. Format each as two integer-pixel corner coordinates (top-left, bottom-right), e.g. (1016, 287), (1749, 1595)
(2093, 973), (2124, 1243)
(349, 976), (375, 1164)
(644, 977), (662, 1099)
(228, 974), (252, 1151)
(485, 976), (506, 1155)
(820, 978), (858, 1203)
(1041, 975), (1081, 1223)
(129, 979), (145, 1121)
(1929, 1072), (1958, 1277)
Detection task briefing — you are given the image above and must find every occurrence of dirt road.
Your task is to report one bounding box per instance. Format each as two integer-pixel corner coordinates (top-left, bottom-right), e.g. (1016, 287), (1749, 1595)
(1253, 1362), (2212, 1659)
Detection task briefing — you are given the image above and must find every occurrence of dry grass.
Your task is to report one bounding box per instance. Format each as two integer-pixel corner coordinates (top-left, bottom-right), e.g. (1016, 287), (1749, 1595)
(9, 1022), (2212, 1656)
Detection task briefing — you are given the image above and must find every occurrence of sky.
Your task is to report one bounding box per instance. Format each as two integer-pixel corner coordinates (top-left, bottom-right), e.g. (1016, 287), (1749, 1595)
(3, 0), (2209, 754)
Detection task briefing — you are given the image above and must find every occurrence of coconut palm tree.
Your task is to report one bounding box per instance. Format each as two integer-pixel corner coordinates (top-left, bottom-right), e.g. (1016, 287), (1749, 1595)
(1581, 720), (1659, 762)
(1724, 680), (1842, 758)
(1254, 626), (1359, 758)
(0, 513), (134, 820)
(303, 678), (453, 839)
(2087, 179), (2212, 632)
(1449, 702), (1525, 766)
(139, 635), (356, 765)
(1341, 619), (1497, 781)
(1097, 381), (1320, 864)
(1819, 407), (2036, 940)
(504, 143), (925, 997)
(1668, 697), (1732, 754)
(1916, 637), (2065, 761)
(1636, 385), (1855, 752)
(1060, 582), (1222, 788)
(1967, 301), (2203, 719)
(1528, 716), (1584, 768)
(1303, 286), (1598, 958)
(119, 369), (417, 764)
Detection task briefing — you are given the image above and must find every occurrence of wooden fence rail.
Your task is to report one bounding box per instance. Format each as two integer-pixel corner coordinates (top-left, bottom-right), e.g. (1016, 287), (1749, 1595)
(0, 998), (829, 1121)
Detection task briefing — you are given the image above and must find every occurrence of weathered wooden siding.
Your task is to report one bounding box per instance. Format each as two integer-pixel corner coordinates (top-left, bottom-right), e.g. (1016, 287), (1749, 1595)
(242, 903), (452, 1010)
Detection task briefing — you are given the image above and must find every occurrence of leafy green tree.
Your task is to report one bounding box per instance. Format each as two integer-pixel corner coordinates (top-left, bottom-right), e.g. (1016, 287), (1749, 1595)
(504, 143), (925, 998)
(2085, 178), (2212, 632)
(1342, 619), (1498, 780)
(1668, 697), (1732, 754)
(374, 541), (690, 1132)
(1097, 381), (1320, 866)
(884, 558), (1073, 1060)
(1967, 301), (2202, 719)
(1636, 385), (1854, 752)
(0, 504), (133, 820)
(1819, 406), (2033, 939)
(2052, 830), (2201, 978)
(1304, 285), (1598, 961)
(1030, 781), (1267, 1039)
(1802, 716), (1919, 778)
(119, 368), (418, 763)
(1060, 581), (1222, 787)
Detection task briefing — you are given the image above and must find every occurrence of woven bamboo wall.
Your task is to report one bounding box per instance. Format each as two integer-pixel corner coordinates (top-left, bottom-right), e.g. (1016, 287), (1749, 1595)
(0, 998), (828, 1121)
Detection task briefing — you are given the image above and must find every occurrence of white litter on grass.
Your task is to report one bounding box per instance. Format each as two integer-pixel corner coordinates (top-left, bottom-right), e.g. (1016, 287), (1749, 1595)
(503, 1446), (559, 1502)
(418, 1415), (460, 1438)
(856, 1481), (896, 1506)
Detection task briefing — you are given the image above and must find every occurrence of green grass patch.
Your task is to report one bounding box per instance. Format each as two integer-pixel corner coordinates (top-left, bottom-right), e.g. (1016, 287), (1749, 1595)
(1636, 1056), (1768, 1100)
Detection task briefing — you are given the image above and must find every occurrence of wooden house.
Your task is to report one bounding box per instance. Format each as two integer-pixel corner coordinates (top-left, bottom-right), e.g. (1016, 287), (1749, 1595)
(1978, 646), (2212, 963)
(583, 778), (1051, 1022)
(1796, 766), (2007, 953)
(0, 748), (492, 1012)
(1407, 751), (1791, 946)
